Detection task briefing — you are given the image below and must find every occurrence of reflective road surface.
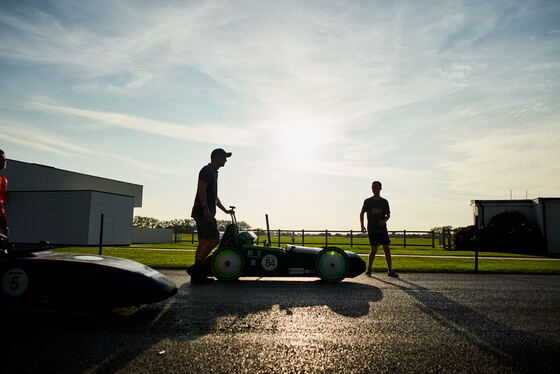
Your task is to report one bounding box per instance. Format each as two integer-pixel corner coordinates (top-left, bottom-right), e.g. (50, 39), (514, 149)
(2, 272), (560, 373)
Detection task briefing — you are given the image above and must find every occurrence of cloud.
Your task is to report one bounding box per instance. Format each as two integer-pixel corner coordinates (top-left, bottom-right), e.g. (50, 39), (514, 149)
(439, 121), (560, 196)
(0, 130), (70, 156)
(108, 154), (185, 177)
(246, 158), (437, 187)
(2, 1), (559, 201)
(0, 122), (86, 155)
(0, 121), (187, 177)
(3, 1), (555, 139)
(33, 102), (255, 147)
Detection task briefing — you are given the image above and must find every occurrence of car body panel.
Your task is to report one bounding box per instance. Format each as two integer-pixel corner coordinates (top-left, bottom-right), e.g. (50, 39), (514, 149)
(1, 249), (177, 310)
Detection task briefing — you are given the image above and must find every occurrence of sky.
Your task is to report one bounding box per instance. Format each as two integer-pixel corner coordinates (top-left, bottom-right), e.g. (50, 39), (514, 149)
(1, 0), (559, 231)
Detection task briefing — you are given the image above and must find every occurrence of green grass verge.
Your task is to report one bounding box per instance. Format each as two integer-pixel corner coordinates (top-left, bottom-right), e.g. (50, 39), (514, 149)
(53, 247), (194, 269)
(132, 241), (549, 258)
(174, 234), (438, 248)
(52, 247), (560, 274)
(387, 257), (560, 274)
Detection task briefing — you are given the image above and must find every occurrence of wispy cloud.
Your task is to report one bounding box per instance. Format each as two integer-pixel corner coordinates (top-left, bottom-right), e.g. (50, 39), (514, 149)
(0, 122), (86, 155)
(439, 121), (560, 196)
(1, 1), (559, 228)
(108, 154), (185, 177)
(0, 120), (187, 177)
(0, 129), (70, 156)
(33, 102), (255, 147)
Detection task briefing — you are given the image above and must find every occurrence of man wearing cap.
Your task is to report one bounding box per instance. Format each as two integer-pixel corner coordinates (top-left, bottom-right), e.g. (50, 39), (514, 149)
(187, 148), (234, 284)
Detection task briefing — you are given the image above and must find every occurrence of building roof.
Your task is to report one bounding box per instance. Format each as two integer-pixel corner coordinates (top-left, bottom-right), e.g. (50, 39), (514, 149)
(471, 198), (560, 206)
(0, 159), (143, 207)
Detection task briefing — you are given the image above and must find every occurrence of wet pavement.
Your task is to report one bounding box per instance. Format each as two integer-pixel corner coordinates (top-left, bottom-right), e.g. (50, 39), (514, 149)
(2, 271), (560, 373)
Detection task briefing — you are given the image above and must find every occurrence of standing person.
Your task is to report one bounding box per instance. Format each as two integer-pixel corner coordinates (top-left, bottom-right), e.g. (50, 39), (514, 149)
(187, 148), (234, 284)
(360, 181), (398, 277)
(0, 149), (9, 237)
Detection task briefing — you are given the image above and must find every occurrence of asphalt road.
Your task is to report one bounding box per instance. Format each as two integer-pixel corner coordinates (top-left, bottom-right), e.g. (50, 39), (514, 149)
(2, 272), (560, 373)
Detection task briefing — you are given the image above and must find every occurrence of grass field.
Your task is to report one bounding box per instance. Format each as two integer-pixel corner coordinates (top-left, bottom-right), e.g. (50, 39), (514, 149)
(136, 234), (549, 258)
(52, 245), (560, 274)
(174, 233), (440, 249)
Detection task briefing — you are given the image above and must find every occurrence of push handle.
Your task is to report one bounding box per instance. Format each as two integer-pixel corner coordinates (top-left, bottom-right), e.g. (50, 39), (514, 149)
(229, 206), (238, 235)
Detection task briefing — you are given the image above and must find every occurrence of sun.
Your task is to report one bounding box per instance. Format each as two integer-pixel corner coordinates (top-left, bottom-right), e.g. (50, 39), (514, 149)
(279, 118), (330, 168)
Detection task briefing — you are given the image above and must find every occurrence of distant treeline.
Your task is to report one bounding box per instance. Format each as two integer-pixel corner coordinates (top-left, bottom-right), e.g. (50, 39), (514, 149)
(134, 217), (457, 238)
(133, 216), (252, 232)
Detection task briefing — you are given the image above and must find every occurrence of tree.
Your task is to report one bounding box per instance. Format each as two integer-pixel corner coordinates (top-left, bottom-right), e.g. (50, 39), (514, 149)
(160, 219), (196, 233)
(453, 225), (476, 250)
(431, 226), (453, 236)
(237, 221), (252, 231)
(133, 216), (161, 228)
(134, 216), (251, 233)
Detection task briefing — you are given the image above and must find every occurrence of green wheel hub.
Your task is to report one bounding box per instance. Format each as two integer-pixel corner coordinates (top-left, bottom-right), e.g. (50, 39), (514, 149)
(316, 247), (348, 282)
(212, 248), (244, 281)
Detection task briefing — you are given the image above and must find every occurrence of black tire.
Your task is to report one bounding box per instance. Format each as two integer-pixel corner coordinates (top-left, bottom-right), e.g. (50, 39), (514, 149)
(315, 247), (348, 282)
(212, 247), (245, 281)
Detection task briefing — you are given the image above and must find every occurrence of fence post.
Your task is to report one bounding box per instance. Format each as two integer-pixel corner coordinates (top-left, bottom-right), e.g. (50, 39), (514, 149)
(350, 230), (353, 248)
(98, 213), (104, 255)
(191, 231), (194, 244)
(403, 229), (406, 248)
(474, 219), (479, 272)
(431, 230), (435, 248)
(302, 229), (305, 246)
(278, 229), (281, 247)
(325, 230), (328, 247)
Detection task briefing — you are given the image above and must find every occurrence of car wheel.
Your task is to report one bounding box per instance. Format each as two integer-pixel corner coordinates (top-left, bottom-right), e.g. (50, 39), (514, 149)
(212, 247), (245, 281)
(316, 247), (348, 282)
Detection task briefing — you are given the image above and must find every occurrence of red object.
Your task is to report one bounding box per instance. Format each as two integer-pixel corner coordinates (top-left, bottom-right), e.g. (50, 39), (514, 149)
(0, 175), (7, 234)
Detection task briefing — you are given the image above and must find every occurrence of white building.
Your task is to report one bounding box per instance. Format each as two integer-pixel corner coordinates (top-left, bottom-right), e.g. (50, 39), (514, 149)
(132, 227), (174, 244)
(0, 160), (142, 245)
(471, 198), (560, 254)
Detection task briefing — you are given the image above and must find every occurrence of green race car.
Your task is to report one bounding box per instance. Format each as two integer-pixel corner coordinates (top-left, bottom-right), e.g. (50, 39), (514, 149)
(200, 209), (365, 282)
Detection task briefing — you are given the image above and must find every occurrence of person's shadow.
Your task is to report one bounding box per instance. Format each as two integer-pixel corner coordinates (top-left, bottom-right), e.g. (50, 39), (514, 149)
(372, 276), (560, 373)
(0, 278), (382, 373)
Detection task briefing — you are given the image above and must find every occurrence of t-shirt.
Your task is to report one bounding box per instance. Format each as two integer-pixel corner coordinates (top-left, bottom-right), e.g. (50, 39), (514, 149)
(0, 175), (7, 228)
(361, 196), (390, 233)
(191, 164), (218, 218)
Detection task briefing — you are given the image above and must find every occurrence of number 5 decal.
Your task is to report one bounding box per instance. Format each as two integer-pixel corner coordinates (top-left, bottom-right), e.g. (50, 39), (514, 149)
(2, 268), (29, 296)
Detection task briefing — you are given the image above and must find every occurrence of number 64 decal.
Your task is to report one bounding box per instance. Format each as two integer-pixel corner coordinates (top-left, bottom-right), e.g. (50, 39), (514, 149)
(261, 255), (278, 271)
(2, 268), (29, 296)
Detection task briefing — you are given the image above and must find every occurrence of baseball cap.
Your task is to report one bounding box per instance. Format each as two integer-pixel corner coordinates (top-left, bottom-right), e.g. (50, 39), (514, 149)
(211, 148), (232, 158)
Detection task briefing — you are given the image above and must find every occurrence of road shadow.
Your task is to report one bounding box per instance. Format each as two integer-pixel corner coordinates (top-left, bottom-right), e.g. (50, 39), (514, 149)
(373, 276), (560, 373)
(0, 278), (382, 373)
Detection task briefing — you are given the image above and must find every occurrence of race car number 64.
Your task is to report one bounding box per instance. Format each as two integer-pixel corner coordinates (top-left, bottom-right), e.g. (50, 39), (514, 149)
(2, 268), (29, 296)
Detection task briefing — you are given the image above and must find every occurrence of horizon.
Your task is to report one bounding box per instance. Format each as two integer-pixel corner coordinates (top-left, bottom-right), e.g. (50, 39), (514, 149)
(1, 0), (559, 231)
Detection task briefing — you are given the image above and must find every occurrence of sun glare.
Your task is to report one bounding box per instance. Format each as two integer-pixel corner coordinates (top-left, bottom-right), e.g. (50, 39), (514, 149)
(280, 119), (330, 168)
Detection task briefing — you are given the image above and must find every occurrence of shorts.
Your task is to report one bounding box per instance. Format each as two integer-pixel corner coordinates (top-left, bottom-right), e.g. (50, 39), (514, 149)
(194, 216), (220, 240)
(368, 230), (390, 246)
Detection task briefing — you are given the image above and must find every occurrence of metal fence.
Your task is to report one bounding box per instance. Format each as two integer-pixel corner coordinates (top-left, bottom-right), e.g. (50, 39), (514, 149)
(177, 228), (456, 249)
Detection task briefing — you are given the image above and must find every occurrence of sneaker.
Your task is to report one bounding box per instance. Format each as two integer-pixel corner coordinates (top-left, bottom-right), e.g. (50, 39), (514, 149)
(186, 265), (197, 277)
(187, 262), (202, 277)
(365, 270), (372, 276)
(388, 270), (398, 278)
(191, 275), (214, 284)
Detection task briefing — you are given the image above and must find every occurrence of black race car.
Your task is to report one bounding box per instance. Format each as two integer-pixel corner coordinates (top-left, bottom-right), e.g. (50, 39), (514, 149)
(199, 209), (365, 282)
(0, 234), (177, 311)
